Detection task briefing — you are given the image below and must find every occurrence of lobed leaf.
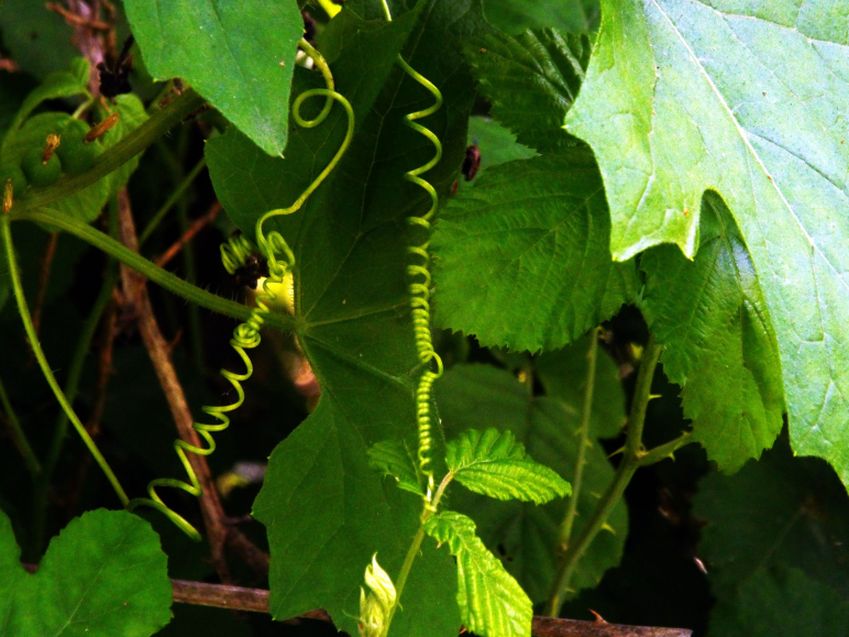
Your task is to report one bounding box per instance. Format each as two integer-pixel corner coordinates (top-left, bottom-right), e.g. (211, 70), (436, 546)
(432, 150), (637, 352)
(566, 0), (849, 487)
(0, 508), (172, 636)
(446, 428), (571, 504)
(424, 510), (532, 637)
(123, 0), (302, 156)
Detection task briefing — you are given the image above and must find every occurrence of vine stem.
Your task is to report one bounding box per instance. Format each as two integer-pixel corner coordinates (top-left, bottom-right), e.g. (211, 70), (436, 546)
(557, 328), (600, 553)
(547, 337), (663, 616)
(8, 208), (295, 333)
(0, 214), (129, 506)
(0, 378), (41, 477)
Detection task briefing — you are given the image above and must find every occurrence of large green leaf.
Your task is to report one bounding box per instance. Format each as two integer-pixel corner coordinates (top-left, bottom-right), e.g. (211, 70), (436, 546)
(565, 1), (849, 485)
(214, 3), (479, 634)
(467, 27), (591, 152)
(424, 510), (532, 637)
(694, 441), (849, 635)
(432, 150), (637, 352)
(446, 428), (571, 503)
(642, 194), (784, 472)
(482, 0), (599, 35)
(0, 1), (77, 80)
(0, 508), (172, 636)
(123, 0), (302, 156)
(437, 364), (627, 603)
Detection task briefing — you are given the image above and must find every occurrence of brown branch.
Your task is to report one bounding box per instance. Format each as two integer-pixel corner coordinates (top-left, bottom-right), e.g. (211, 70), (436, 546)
(170, 580), (691, 636)
(154, 202), (221, 269)
(115, 189), (267, 581)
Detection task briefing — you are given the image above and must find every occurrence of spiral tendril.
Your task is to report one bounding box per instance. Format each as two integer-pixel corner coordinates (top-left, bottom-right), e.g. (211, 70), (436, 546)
(396, 55), (444, 507)
(128, 38), (354, 540)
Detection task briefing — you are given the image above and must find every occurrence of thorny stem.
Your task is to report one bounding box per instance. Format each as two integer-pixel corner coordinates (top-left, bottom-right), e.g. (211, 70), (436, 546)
(547, 338), (663, 616)
(557, 328), (600, 552)
(1, 215), (129, 507)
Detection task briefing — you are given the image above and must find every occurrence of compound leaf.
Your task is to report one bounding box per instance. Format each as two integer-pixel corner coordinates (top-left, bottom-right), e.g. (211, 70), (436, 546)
(432, 150), (637, 352)
(123, 0), (302, 156)
(424, 510), (532, 637)
(0, 508), (172, 636)
(566, 0), (849, 487)
(446, 428), (571, 504)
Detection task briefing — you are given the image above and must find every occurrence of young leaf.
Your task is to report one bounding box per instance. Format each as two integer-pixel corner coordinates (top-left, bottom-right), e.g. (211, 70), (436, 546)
(466, 116), (537, 179)
(466, 27), (591, 152)
(437, 364), (627, 603)
(565, 0), (849, 488)
(432, 149), (637, 352)
(642, 194), (784, 472)
(446, 428), (571, 504)
(424, 511), (532, 637)
(123, 0), (302, 156)
(368, 439), (424, 496)
(0, 508), (172, 635)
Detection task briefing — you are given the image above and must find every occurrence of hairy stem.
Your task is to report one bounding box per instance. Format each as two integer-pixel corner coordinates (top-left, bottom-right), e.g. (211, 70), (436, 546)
(10, 209), (295, 333)
(547, 338), (662, 616)
(557, 328), (600, 552)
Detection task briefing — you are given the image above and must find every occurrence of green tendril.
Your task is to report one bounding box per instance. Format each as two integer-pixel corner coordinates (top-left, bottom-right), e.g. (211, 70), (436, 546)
(397, 56), (444, 505)
(129, 38), (355, 540)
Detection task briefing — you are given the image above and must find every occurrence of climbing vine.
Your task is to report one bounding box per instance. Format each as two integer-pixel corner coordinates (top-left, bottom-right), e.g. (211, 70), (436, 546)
(0, 2), (848, 637)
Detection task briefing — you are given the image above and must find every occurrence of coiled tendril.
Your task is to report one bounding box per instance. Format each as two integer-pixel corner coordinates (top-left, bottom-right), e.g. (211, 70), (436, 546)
(128, 38), (354, 540)
(396, 55), (444, 506)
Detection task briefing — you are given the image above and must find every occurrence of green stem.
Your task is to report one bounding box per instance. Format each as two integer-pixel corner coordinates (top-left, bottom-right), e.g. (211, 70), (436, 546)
(139, 155), (207, 246)
(0, 377), (42, 477)
(10, 209), (295, 333)
(637, 431), (693, 467)
(1, 215), (129, 506)
(10, 90), (205, 215)
(556, 328), (600, 551)
(547, 337), (662, 616)
(385, 472), (453, 632)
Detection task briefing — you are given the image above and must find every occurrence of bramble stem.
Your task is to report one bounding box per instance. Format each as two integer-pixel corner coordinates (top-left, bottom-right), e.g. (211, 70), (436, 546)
(9, 209), (295, 333)
(547, 337), (662, 616)
(1, 215), (129, 507)
(556, 328), (600, 553)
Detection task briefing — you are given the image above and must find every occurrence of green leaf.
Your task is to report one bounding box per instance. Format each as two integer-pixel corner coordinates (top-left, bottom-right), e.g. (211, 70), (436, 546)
(424, 511), (532, 637)
(467, 28), (590, 152)
(432, 150), (637, 352)
(709, 566), (849, 637)
(123, 0), (302, 156)
(233, 3), (480, 634)
(565, 1), (849, 486)
(2, 57), (89, 146)
(0, 508), (172, 635)
(437, 364), (627, 603)
(0, 1), (78, 80)
(368, 439), (424, 496)
(642, 194), (784, 472)
(482, 0), (599, 35)
(694, 440), (849, 635)
(446, 428), (571, 503)
(467, 116), (537, 174)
